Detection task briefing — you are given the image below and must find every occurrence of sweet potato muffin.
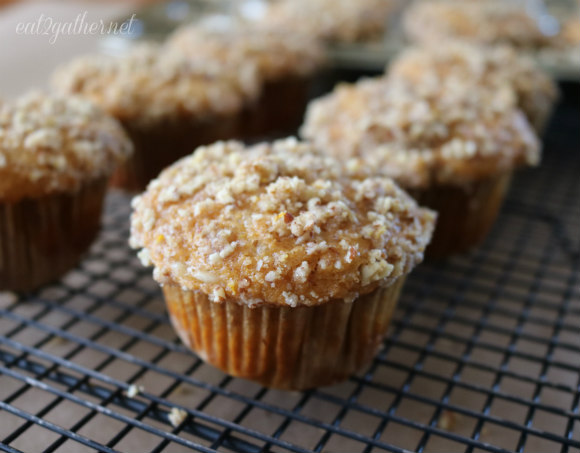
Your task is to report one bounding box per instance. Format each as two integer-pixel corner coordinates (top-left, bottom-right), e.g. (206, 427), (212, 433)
(166, 23), (326, 139)
(258, 0), (401, 44)
(301, 77), (540, 258)
(403, 0), (555, 50)
(51, 44), (260, 190)
(388, 43), (558, 133)
(0, 92), (132, 291)
(130, 139), (436, 389)
(560, 16), (580, 47)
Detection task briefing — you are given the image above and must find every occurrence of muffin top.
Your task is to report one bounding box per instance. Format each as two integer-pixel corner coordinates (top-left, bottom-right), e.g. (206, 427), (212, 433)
(166, 23), (326, 81)
(388, 43), (558, 128)
(301, 77), (540, 188)
(51, 44), (261, 127)
(258, 0), (400, 43)
(0, 92), (132, 202)
(130, 139), (436, 307)
(403, 1), (553, 49)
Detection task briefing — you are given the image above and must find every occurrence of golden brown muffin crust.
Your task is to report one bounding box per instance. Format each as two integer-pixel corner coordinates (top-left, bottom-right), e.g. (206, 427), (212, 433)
(0, 91), (132, 202)
(130, 139), (436, 307)
(167, 23), (326, 81)
(301, 77), (540, 188)
(51, 44), (261, 127)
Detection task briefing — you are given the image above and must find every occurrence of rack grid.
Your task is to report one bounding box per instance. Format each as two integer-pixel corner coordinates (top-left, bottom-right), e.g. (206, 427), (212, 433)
(0, 92), (579, 453)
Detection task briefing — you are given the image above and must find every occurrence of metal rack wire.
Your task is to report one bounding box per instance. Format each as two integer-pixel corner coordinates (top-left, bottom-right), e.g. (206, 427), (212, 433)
(1, 90), (579, 453)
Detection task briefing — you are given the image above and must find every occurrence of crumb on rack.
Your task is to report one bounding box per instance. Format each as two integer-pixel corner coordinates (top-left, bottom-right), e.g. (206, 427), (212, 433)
(126, 384), (144, 398)
(45, 336), (70, 348)
(438, 410), (458, 431)
(168, 407), (188, 427)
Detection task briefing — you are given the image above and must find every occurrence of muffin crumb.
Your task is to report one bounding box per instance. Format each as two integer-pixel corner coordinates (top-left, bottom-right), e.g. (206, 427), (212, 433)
(126, 384), (144, 398)
(168, 408), (188, 427)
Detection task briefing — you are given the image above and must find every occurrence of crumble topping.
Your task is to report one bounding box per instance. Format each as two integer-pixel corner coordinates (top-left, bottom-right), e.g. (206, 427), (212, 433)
(301, 76), (540, 188)
(51, 43), (261, 127)
(388, 43), (558, 131)
(130, 139), (436, 307)
(403, 1), (563, 49)
(167, 23), (326, 81)
(256, 0), (400, 43)
(0, 91), (132, 201)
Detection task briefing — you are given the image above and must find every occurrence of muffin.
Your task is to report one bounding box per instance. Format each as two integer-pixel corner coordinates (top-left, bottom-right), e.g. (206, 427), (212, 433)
(130, 139), (435, 389)
(387, 43), (558, 133)
(51, 44), (260, 190)
(0, 92), (132, 291)
(301, 78), (540, 258)
(258, 0), (401, 44)
(560, 17), (580, 47)
(166, 23), (326, 139)
(403, 0), (555, 50)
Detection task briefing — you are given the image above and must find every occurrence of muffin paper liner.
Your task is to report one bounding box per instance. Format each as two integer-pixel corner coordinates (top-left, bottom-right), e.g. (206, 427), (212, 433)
(0, 178), (107, 292)
(410, 172), (512, 259)
(528, 101), (554, 136)
(111, 115), (239, 191)
(163, 277), (405, 390)
(241, 75), (311, 141)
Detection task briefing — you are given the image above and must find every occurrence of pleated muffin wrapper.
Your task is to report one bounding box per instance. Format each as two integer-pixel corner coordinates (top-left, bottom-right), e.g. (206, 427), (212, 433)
(241, 75), (313, 141)
(409, 172), (512, 259)
(0, 177), (108, 292)
(164, 276), (406, 390)
(110, 113), (240, 192)
(527, 102), (555, 137)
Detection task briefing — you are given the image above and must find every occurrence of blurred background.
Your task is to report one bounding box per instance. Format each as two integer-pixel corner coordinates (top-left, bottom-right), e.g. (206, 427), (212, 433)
(1, 0), (578, 98)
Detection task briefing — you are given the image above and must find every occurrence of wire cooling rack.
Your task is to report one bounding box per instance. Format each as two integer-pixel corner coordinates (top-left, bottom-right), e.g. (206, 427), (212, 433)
(1, 90), (579, 453)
